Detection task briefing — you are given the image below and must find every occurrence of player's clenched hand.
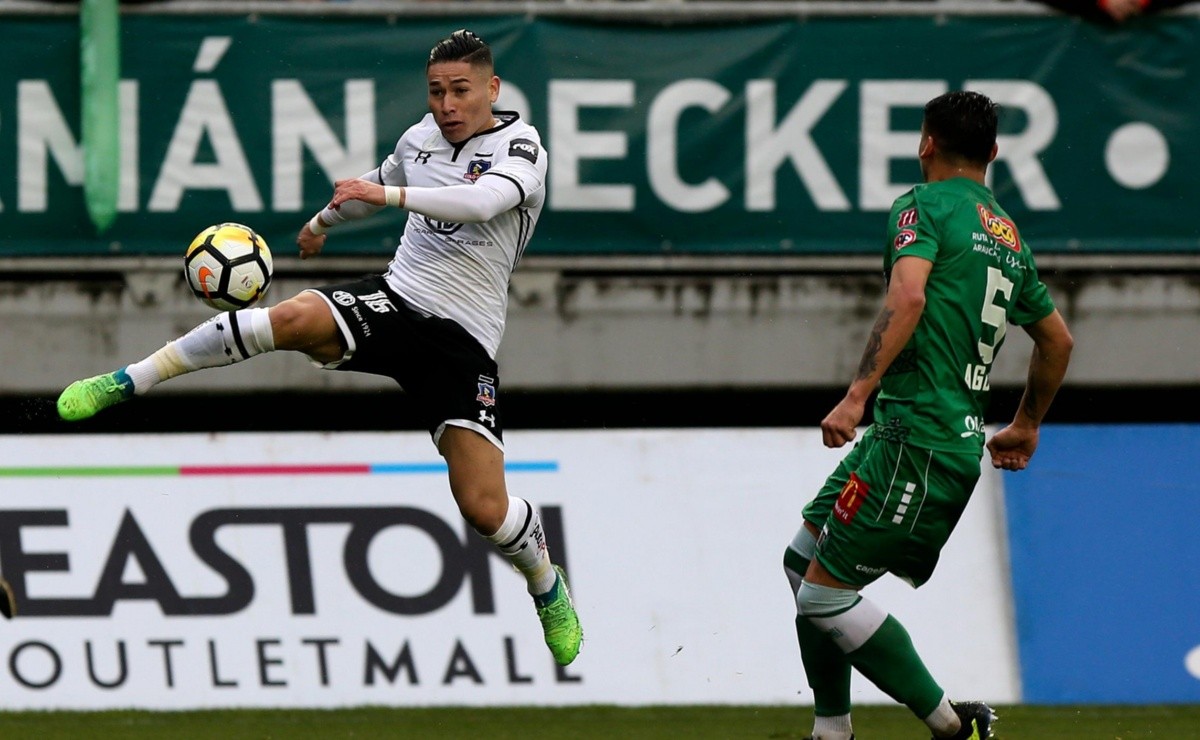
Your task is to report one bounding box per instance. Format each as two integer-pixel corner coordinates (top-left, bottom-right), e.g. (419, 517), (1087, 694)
(821, 396), (865, 449)
(986, 424), (1039, 471)
(296, 222), (327, 260)
(330, 179), (385, 209)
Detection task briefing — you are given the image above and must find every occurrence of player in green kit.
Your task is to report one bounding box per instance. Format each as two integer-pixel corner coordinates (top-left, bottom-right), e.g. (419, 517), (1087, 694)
(782, 91), (1074, 740)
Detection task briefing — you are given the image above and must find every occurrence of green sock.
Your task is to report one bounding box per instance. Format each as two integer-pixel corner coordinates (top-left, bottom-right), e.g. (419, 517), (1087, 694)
(796, 614), (853, 716)
(846, 614), (944, 718)
(784, 547), (852, 717)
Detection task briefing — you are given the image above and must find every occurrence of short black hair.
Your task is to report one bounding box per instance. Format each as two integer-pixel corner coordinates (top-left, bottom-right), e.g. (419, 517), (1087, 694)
(923, 91), (999, 165)
(428, 29), (493, 71)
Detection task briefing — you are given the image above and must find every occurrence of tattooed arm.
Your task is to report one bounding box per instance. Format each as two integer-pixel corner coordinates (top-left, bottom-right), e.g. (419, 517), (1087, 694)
(986, 309), (1073, 470)
(820, 256), (932, 448)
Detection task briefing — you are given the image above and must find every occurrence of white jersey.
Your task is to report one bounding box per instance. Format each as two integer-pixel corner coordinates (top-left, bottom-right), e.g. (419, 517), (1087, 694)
(376, 112), (546, 358)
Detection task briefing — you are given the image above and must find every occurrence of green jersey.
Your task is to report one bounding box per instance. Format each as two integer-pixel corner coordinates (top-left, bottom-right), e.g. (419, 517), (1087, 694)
(876, 177), (1056, 454)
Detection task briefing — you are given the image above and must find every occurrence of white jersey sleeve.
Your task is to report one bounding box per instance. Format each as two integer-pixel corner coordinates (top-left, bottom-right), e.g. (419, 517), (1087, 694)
(402, 177), (523, 224)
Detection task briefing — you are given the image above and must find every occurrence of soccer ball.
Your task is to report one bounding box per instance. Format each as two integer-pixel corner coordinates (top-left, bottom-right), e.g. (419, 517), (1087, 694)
(184, 222), (273, 311)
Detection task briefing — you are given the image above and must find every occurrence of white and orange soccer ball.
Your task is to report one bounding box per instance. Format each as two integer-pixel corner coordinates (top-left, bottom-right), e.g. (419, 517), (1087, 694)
(184, 222), (273, 311)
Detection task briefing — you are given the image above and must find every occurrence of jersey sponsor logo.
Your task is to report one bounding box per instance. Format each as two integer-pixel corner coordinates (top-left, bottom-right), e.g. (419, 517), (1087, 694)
(420, 216), (464, 236)
(464, 159), (491, 183)
(508, 138), (539, 164)
(476, 375), (497, 407)
(977, 204), (1021, 252)
(414, 150), (433, 165)
(897, 208), (918, 228)
(833, 473), (869, 525)
(894, 229), (917, 251)
(332, 290), (356, 306)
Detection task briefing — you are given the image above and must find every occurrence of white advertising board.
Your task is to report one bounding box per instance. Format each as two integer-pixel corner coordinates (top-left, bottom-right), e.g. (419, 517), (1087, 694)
(0, 429), (1018, 709)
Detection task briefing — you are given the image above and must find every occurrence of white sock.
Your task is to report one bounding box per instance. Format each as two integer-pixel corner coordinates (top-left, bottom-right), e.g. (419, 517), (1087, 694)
(486, 497), (556, 596)
(924, 695), (960, 736)
(125, 308), (275, 394)
(799, 582), (888, 653)
(812, 714), (853, 740)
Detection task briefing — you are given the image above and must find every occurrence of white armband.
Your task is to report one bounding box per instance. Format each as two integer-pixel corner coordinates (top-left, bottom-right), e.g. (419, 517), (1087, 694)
(308, 214), (328, 235)
(384, 185), (403, 208)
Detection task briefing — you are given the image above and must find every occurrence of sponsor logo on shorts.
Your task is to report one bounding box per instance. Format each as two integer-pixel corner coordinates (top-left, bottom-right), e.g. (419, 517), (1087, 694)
(833, 473), (869, 525)
(333, 291), (355, 306)
(855, 564), (887, 576)
(894, 229), (917, 251)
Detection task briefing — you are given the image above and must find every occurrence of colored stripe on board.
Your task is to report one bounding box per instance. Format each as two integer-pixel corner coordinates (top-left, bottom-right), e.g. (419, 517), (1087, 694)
(0, 461), (558, 477)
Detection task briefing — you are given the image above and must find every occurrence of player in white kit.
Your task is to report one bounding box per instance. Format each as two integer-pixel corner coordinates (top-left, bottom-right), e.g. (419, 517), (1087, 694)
(56, 29), (582, 666)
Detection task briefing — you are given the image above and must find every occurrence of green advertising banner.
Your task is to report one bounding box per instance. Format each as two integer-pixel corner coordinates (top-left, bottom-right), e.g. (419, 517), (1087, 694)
(0, 13), (1197, 257)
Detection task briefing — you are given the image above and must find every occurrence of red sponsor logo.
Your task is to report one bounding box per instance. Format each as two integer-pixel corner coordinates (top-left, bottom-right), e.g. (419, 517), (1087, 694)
(894, 229), (917, 251)
(977, 204), (1021, 252)
(833, 473), (869, 524)
(897, 208), (918, 228)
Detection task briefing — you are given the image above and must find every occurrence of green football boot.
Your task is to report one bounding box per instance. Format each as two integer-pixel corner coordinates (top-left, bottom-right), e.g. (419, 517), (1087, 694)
(57, 369), (135, 421)
(535, 565), (582, 666)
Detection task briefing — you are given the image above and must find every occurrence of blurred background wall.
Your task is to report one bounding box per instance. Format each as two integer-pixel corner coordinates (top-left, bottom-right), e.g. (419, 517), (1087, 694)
(1, 2), (1196, 427)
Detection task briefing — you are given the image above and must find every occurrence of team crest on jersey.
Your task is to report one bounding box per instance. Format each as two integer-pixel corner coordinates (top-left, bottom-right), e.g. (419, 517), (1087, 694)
(464, 159), (491, 183)
(476, 375), (497, 407)
(894, 229), (917, 251)
(977, 204), (1021, 252)
(897, 208), (918, 228)
(833, 473), (869, 525)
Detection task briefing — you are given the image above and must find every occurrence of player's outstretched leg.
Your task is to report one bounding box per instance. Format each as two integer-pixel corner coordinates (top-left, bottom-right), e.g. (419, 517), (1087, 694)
(934, 701), (996, 740)
(0, 576), (17, 619)
(57, 308), (276, 422)
(534, 565), (582, 666)
(57, 369), (135, 421)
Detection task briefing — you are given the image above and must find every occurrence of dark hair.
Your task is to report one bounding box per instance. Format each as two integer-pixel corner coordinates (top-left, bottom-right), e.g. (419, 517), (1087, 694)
(428, 29), (493, 70)
(923, 91), (999, 165)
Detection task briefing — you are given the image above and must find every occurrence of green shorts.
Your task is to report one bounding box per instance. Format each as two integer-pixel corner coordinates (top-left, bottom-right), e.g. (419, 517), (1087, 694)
(802, 427), (982, 588)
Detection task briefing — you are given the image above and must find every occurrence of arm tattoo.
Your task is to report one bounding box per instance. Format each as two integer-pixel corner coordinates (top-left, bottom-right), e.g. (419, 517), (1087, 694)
(856, 307), (894, 380)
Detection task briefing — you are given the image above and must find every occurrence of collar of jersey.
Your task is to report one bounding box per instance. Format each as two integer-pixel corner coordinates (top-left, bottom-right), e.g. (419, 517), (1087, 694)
(448, 110), (522, 159)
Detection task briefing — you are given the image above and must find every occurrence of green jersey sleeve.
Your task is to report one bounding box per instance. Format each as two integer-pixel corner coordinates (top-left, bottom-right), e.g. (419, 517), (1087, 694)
(885, 189), (940, 269)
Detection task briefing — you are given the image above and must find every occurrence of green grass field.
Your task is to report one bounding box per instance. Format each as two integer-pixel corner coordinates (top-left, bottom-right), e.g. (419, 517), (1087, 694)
(0, 705), (1198, 739)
